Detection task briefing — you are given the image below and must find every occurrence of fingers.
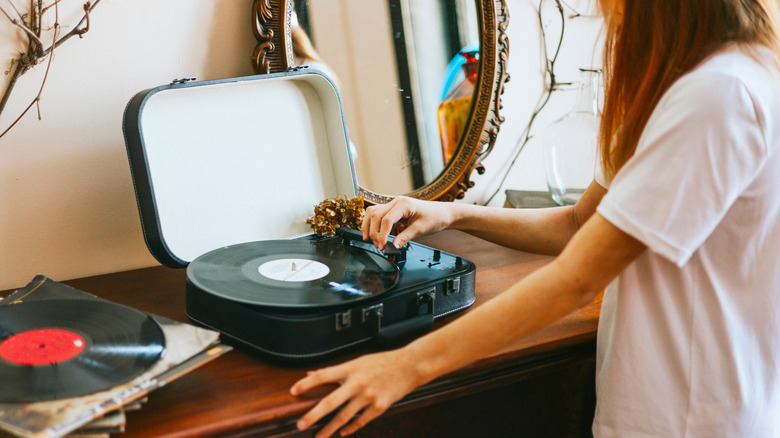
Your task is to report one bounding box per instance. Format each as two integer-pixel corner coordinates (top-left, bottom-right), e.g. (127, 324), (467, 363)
(290, 365), (345, 397)
(290, 350), (415, 437)
(299, 390), (394, 438)
(340, 403), (389, 436)
(377, 206), (411, 249)
(362, 197), (415, 250)
(361, 202), (393, 245)
(368, 207), (388, 249)
(391, 220), (426, 248)
(295, 383), (353, 434)
(315, 397), (367, 438)
(361, 202), (388, 241)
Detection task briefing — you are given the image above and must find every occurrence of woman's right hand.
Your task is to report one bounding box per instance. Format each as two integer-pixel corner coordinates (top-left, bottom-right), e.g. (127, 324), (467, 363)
(361, 196), (454, 250)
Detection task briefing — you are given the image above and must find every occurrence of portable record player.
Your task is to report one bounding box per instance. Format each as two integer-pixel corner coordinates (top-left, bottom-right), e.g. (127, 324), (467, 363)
(122, 68), (476, 362)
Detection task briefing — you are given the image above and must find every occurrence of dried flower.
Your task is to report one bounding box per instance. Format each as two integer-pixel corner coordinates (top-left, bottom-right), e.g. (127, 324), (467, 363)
(307, 195), (365, 237)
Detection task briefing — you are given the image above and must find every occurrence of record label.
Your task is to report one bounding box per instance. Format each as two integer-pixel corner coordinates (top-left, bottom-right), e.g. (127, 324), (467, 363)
(0, 329), (86, 366)
(258, 258), (330, 282)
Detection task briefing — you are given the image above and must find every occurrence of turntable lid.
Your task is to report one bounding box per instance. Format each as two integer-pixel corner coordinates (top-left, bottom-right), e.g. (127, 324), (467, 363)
(124, 71), (357, 267)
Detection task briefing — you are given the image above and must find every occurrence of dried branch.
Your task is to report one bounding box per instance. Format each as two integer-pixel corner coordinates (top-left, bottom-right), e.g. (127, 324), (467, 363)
(40, 0), (64, 15)
(0, 3), (18, 22)
(0, 0), (101, 139)
(48, 1), (97, 53)
(3, 0), (26, 21)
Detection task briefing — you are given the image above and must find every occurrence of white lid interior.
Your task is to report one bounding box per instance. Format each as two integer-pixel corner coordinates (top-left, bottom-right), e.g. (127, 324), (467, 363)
(138, 72), (356, 263)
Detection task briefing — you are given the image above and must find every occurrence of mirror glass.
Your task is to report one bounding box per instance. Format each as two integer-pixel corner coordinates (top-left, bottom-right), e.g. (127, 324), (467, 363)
(291, 0), (480, 196)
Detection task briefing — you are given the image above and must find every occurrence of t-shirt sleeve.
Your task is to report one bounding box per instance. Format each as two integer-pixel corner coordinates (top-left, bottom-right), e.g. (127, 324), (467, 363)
(597, 71), (767, 266)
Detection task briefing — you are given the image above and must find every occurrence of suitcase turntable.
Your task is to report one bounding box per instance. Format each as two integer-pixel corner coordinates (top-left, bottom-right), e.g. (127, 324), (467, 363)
(123, 71), (475, 362)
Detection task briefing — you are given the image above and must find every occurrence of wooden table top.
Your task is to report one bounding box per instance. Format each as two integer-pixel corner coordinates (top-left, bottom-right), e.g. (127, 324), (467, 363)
(0, 230), (601, 437)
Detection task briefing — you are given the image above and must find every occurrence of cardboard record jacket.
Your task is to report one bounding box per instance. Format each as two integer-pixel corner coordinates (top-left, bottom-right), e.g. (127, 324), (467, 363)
(0, 276), (230, 438)
(0, 299), (165, 403)
(187, 238), (401, 308)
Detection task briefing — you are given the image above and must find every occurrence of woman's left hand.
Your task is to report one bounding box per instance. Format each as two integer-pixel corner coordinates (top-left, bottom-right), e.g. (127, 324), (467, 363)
(290, 348), (424, 437)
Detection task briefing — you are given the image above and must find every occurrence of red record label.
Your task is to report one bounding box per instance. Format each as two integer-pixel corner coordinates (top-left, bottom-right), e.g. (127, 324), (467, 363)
(0, 329), (86, 365)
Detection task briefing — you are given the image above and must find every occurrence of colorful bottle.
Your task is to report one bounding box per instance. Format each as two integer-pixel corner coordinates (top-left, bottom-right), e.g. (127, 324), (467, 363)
(438, 51), (479, 165)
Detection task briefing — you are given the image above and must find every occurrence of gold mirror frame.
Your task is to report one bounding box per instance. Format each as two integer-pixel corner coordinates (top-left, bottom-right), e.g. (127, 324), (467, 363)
(251, 0), (509, 203)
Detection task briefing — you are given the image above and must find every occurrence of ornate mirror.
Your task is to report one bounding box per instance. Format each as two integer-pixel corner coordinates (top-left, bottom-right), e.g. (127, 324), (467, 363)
(251, 0), (509, 203)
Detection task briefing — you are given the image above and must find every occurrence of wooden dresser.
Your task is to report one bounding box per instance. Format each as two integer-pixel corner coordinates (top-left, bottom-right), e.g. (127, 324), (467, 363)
(1, 230), (599, 437)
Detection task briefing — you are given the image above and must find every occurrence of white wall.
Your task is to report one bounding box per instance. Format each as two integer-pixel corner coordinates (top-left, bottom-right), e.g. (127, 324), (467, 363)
(0, 0), (257, 290)
(464, 0), (603, 205)
(0, 0), (602, 291)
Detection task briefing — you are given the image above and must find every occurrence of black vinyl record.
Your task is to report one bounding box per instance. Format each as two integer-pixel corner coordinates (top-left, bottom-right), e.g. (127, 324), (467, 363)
(0, 299), (166, 403)
(187, 238), (401, 308)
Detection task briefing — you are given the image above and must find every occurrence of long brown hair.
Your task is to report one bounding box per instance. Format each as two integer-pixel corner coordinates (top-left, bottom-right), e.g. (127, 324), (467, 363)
(599, 0), (780, 181)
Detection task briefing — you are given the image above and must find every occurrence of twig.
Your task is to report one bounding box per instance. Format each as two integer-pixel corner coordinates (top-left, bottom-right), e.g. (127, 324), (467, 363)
(0, 61), (27, 132)
(0, 4), (17, 22)
(0, 0), (57, 137)
(35, 0), (59, 119)
(1, 10), (46, 48)
(3, 0), (26, 21)
(0, 0), (101, 139)
(40, 0), (63, 15)
(48, 1), (97, 53)
(483, 0), (569, 205)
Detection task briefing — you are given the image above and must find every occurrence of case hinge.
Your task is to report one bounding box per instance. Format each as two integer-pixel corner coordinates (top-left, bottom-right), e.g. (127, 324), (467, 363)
(170, 77), (197, 85)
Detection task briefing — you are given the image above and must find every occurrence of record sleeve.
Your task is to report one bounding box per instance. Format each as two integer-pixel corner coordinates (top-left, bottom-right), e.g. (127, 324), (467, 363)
(0, 276), (231, 438)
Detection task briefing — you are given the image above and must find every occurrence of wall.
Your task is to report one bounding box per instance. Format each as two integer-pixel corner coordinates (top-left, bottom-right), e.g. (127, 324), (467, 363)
(0, 0), (257, 290)
(0, 0), (602, 291)
(306, 0), (412, 195)
(465, 0), (603, 205)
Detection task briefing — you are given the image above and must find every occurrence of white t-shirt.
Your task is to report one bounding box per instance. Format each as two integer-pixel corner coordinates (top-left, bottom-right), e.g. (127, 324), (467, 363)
(593, 45), (780, 437)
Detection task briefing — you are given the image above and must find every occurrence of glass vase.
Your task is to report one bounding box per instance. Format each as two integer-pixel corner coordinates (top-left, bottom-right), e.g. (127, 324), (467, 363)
(543, 68), (602, 205)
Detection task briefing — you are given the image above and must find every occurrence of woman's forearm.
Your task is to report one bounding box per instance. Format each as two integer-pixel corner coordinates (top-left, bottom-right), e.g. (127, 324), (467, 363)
(291, 214), (645, 436)
(405, 213), (645, 386)
(449, 203), (578, 255)
(404, 247), (595, 385)
(448, 181), (607, 256)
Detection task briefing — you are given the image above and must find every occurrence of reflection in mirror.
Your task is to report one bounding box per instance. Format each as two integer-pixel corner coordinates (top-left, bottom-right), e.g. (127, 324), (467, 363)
(292, 1), (479, 196)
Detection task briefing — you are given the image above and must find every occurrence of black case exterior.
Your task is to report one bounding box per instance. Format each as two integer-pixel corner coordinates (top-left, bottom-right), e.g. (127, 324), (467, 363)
(185, 243), (475, 363)
(123, 82), (187, 267)
(123, 73), (476, 363)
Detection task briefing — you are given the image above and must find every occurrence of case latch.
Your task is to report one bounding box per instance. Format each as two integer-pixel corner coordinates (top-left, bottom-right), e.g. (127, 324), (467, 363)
(417, 288), (436, 314)
(362, 303), (384, 336)
(444, 278), (460, 296)
(335, 310), (352, 331)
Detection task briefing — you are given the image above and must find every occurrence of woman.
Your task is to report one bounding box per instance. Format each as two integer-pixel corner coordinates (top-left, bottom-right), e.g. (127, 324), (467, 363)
(291, 0), (780, 436)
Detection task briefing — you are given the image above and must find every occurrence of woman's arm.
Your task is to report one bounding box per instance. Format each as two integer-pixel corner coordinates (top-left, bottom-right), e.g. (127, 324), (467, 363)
(452, 180), (607, 254)
(292, 212), (645, 437)
(363, 181), (606, 256)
